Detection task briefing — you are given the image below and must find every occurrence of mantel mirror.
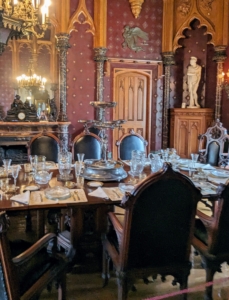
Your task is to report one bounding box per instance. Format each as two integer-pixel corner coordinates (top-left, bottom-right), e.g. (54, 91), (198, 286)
(0, 26), (59, 122)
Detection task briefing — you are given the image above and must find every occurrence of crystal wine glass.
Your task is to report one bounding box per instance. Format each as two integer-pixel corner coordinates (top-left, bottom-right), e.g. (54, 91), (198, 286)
(3, 159), (12, 177)
(11, 165), (20, 186)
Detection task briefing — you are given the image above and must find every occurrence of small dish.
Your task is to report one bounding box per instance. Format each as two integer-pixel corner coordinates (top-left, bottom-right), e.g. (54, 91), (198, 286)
(211, 170), (229, 178)
(118, 183), (135, 193)
(87, 181), (104, 187)
(64, 181), (76, 189)
(24, 184), (40, 191)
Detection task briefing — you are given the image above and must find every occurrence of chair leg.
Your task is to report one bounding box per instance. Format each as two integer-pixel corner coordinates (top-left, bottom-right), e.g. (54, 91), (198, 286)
(117, 272), (128, 300)
(57, 273), (67, 300)
(102, 249), (110, 287)
(204, 267), (216, 300)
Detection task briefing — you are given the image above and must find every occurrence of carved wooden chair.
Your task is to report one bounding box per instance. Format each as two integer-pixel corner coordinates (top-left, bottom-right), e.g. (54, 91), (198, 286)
(192, 182), (229, 300)
(0, 211), (68, 300)
(72, 127), (102, 161)
(28, 132), (60, 163)
(102, 163), (201, 300)
(198, 119), (229, 166)
(116, 129), (148, 161)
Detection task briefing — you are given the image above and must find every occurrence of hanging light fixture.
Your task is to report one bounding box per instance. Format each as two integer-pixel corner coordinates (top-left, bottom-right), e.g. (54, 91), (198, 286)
(16, 56), (46, 90)
(0, 0), (51, 55)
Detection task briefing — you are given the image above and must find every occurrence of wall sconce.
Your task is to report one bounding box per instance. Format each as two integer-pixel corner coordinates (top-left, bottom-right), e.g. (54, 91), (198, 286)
(219, 70), (229, 98)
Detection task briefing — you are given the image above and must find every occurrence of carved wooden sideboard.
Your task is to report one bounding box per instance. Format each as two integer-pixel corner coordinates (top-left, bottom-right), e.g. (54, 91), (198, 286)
(169, 108), (214, 158)
(0, 121), (71, 163)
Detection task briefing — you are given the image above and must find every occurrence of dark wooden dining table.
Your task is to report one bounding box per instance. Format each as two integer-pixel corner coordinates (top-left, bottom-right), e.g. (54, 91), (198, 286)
(0, 163), (151, 251)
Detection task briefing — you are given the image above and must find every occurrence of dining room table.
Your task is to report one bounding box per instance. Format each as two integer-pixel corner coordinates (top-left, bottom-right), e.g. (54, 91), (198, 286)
(0, 161), (151, 253)
(1, 158), (228, 255)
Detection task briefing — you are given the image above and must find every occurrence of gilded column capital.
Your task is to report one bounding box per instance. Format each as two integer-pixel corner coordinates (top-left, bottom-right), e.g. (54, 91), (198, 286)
(213, 45), (227, 62)
(94, 47), (108, 62)
(162, 52), (175, 66)
(56, 33), (71, 50)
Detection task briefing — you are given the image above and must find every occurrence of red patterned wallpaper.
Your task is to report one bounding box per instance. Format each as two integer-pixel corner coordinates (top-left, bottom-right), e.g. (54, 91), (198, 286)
(0, 47), (14, 114)
(107, 0), (163, 60)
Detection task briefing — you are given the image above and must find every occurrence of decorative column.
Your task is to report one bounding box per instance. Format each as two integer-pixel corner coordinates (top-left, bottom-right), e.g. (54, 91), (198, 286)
(94, 47), (107, 102)
(55, 33), (70, 122)
(162, 51), (175, 149)
(58, 122), (71, 153)
(94, 47), (107, 119)
(213, 45), (227, 121)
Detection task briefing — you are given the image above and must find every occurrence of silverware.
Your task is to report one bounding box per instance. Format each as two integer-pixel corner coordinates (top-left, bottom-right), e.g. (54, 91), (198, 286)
(71, 192), (76, 201)
(74, 190), (80, 201)
(39, 193), (43, 202)
(112, 189), (121, 198)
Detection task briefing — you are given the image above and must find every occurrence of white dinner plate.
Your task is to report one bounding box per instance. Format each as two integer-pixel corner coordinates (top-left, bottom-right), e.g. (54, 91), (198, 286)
(211, 170), (229, 178)
(24, 185), (40, 191)
(87, 181), (104, 187)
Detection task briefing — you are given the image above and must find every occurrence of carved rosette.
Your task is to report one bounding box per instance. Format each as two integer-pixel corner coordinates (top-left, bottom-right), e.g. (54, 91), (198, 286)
(162, 52), (175, 149)
(129, 0), (144, 18)
(56, 33), (70, 122)
(94, 47), (107, 104)
(213, 45), (227, 120)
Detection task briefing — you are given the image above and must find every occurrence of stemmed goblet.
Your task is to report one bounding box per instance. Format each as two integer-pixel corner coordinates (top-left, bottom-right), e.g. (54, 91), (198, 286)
(11, 165), (20, 186)
(77, 153), (85, 165)
(3, 159), (12, 177)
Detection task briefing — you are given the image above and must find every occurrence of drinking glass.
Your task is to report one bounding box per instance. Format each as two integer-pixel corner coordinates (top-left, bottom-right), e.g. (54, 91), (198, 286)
(3, 159), (12, 177)
(24, 163), (31, 173)
(75, 161), (82, 177)
(58, 152), (72, 180)
(130, 150), (145, 177)
(191, 153), (199, 168)
(76, 175), (84, 188)
(11, 165), (20, 186)
(77, 153), (85, 164)
(59, 162), (71, 180)
(29, 155), (37, 175)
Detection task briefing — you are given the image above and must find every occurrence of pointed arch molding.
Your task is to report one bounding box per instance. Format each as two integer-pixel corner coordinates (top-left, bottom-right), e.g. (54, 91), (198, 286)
(67, 0), (95, 35)
(173, 14), (216, 51)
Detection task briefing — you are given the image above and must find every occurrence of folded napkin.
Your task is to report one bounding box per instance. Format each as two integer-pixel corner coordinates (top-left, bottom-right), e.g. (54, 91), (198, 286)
(207, 176), (229, 185)
(88, 187), (109, 199)
(10, 190), (30, 204)
(201, 164), (215, 170)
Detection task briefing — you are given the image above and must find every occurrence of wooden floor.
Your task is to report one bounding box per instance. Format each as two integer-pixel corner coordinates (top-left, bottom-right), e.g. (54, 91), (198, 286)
(7, 203), (229, 300)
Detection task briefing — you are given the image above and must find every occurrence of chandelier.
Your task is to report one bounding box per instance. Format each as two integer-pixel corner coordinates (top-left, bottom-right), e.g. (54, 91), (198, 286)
(17, 57), (46, 90)
(0, 0), (51, 54)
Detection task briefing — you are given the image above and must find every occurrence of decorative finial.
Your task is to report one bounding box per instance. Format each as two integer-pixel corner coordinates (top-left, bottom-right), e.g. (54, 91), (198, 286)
(129, 0), (144, 18)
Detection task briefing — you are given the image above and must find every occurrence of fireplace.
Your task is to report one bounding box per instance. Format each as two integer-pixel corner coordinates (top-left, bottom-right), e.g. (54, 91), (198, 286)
(0, 137), (30, 165)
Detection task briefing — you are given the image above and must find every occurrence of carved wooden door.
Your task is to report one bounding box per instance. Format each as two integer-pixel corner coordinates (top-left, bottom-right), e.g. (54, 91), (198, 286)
(112, 69), (152, 159)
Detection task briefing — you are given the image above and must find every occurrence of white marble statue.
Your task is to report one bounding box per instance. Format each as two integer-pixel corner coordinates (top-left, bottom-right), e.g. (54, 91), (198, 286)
(187, 56), (201, 108)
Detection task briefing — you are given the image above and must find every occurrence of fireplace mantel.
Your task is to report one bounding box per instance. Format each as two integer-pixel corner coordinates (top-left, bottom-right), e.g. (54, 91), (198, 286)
(0, 121), (71, 163)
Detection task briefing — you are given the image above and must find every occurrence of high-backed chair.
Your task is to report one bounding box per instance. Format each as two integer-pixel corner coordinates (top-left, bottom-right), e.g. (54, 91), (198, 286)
(72, 127), (102, 161)
(192, 182), (229, 300)
(102, 163), (201, 300)
(0, 211), (68, 300)
(198, 119), (228, 166)
(28, 132), (60, 163)
(116, 129), (148, 161)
